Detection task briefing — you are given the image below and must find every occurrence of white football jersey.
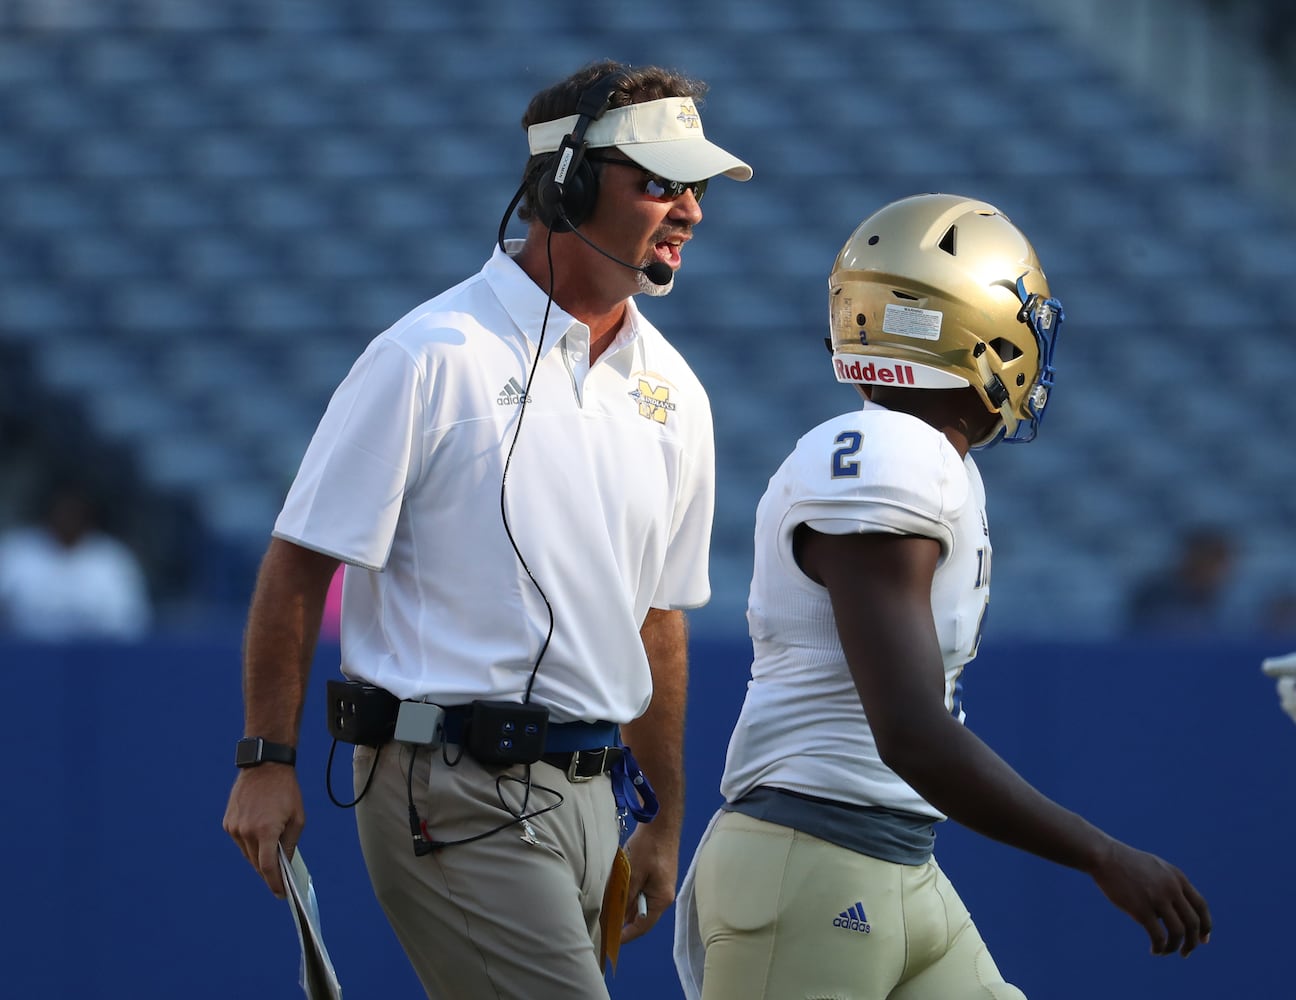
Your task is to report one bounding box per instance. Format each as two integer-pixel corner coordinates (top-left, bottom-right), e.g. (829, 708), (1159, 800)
(719, 400), (991, 820)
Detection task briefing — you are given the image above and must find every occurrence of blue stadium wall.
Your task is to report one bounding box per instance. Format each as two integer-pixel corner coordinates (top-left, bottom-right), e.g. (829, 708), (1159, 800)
(3, 634), (1290, 998)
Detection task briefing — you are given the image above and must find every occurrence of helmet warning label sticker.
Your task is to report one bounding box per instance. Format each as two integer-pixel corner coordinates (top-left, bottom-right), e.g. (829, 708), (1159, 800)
(882, 303), (942, 341)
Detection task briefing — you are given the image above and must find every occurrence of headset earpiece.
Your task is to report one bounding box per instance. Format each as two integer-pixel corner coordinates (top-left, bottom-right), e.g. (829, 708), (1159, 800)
(535, 72), (627, 232)
(536, 155), (597, 232)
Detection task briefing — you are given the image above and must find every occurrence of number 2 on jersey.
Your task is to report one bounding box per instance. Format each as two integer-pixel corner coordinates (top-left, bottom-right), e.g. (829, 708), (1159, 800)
(831, 431), (863, 478)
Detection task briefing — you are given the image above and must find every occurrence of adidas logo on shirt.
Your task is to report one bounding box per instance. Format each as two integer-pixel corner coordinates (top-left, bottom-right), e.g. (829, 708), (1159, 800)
(832, 902), (872, 934)
(497, 377), (531, 406)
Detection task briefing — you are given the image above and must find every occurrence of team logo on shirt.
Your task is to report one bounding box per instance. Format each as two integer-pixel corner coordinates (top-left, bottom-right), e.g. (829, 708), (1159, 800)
(832, 902), (872, 934)
(629, 377), (676, 424)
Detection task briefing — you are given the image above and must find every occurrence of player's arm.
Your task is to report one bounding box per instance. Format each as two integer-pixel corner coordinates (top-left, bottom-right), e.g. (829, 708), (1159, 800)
(223, 536), (340, 898)
(797, 526), (1211, 957)
(618, 606), (689, 942)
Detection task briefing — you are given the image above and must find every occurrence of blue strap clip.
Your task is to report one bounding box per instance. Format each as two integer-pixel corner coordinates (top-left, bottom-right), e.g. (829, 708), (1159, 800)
(610, 744), (659, 824)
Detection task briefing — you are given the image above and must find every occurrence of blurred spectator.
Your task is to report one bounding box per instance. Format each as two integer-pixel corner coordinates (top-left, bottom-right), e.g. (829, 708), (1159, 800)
(1125, 527), (1237, 634)
(0, 479), (152, 641)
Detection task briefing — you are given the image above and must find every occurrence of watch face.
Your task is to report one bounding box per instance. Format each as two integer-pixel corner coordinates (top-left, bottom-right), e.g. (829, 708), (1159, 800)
(235, 737), (294, 767)
(235, 738), (263, 767)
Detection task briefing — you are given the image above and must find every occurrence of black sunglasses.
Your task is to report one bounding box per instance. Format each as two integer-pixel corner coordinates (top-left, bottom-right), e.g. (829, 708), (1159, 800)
(586, 153), (708, 203)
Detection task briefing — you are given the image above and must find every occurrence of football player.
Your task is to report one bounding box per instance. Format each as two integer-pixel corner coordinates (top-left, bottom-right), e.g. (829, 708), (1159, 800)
(674, 193), (1212, 1000)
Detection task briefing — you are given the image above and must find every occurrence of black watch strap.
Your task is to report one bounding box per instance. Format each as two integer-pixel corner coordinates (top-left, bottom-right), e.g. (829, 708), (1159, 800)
(235, 737), (297, 768)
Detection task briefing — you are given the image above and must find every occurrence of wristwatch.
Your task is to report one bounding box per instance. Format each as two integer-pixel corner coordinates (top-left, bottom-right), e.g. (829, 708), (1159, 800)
(235, 737), (297, 768)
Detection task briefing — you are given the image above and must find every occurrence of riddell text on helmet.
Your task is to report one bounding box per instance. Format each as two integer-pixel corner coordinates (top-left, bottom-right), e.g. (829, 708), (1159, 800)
(834, 358), (916, 385)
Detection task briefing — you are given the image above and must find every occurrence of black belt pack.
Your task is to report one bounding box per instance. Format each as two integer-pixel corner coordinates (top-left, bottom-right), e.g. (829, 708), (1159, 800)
(325, 679), (619, 778)
(326, 679), (401, 747)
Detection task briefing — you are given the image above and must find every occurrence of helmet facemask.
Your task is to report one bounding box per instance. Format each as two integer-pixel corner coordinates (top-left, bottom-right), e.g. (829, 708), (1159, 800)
(1000, 274), (1063, 445)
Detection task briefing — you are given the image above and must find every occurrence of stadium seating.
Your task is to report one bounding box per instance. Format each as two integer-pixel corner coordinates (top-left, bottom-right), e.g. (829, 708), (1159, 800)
(0, 0), (1292, 638)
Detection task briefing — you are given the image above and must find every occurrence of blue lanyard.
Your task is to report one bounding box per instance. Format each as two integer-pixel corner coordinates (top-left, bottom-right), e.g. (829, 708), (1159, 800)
(610, 744), (659, 824)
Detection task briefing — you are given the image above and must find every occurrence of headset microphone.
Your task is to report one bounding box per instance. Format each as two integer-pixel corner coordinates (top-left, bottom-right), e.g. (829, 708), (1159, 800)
(556, 204), (674, 286)
(641, 259), (675, 287)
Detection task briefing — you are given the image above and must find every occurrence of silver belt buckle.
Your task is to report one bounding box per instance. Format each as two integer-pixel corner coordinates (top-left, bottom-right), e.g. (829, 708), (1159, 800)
(567, 747), (607, 782)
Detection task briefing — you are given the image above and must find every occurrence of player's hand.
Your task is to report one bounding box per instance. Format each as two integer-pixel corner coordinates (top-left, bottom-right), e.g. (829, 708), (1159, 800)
(1277, 676), (1296, 724)
(619, 822), (679, 944)
(1088, 839), (1212, 956)
(222, 764), (305, 899)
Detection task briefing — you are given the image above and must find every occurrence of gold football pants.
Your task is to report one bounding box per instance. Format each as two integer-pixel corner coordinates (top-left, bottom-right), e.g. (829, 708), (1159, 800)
(694, 810), (1027, 1000)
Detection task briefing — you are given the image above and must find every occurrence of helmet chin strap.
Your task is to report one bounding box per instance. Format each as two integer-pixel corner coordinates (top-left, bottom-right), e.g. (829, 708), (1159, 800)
(969, 398), (1011, 450)
(971, 421), (1008, 451)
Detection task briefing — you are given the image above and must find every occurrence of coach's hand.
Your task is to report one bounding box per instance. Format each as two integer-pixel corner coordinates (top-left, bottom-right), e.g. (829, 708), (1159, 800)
(619, 821), (679, 944)
(223, 764), (305, 899)
(1089, 838), (1212, 957)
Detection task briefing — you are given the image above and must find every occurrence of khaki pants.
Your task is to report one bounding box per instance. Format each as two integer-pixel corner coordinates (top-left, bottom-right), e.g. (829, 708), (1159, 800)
(354, 742), (620, 1000)
(694, 811), (1026, 1000)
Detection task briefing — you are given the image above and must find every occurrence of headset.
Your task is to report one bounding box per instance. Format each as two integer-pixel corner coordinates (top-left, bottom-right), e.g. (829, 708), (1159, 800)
(497, 70), (673, 285)
(532, 71), (629, 232)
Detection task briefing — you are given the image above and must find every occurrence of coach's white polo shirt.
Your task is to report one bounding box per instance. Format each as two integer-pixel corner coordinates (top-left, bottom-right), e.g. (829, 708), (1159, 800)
(274, 242), (715, 723)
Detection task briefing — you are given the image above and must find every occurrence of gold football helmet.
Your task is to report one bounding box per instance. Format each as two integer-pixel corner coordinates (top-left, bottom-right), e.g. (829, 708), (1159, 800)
(828, 193), (1063, 447)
